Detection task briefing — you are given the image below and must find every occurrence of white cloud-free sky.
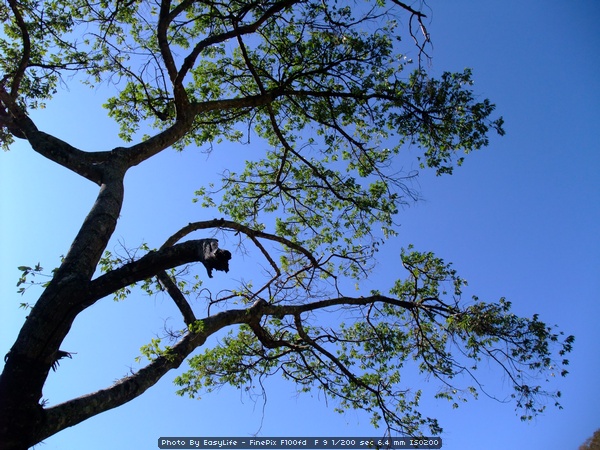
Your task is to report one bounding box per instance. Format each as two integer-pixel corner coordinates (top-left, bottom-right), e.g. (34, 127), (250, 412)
(1, 1), (598, 449)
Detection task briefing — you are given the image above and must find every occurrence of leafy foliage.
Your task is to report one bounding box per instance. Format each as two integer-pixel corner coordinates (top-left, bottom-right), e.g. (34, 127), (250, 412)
(0, 0), (572, 445)
(174, 248), (573, 434)
(580, 429), (600, 450)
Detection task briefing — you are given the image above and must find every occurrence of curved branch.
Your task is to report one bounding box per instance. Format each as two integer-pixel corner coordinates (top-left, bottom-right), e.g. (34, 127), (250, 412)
(389, 0), (427, 18)
(26, 131), (110, 184)
(0, 86), (110, 183)
(39, 301), (267, 442)
(88, 239), (231, 304)
(161, 218), (318, 267)
(293, 313), (381, 398)
(156, 271), (197, 325)
(7, 0), (31, 96)
(41, 341), (191, 441)
(36, 294), (438, 442)
(174, 0), (301, 87)
(121, 90), (283, 168)
(249, 294), (418, 319)
(157, 0), (179, 84)
(157, 0), (191, 114)
(234, 29), (355, 212)
(389, 0), (431, 62)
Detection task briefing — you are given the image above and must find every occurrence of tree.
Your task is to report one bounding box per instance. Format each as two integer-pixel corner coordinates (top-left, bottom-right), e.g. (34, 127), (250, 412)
(0, 0), (574, 449)
(580, 429), (600, 450)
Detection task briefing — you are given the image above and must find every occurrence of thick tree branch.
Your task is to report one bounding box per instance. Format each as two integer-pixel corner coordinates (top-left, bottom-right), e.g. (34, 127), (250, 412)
(162, 218), (319, 268)
(0, 0), (564, 447)
(88, 239), (231, 304)
(0, 86), (111, 184)
(7, 0), (31, 96)
(38, 300), (268, 442)
(265, 294), (417, 317)
(6, 173), (125, 359)
(60, 175), (125, 279)
(157, 0), (192, 114)
(25, 131), (110, 184)
(121, 90), (283, 168)
(0, 107), (26, 139)
(157, 0), (178, 84)
(156, 271), (197, 326)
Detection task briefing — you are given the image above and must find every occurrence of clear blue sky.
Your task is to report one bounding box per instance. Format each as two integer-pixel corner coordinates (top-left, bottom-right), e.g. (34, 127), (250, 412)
(1, 1), (598, 449)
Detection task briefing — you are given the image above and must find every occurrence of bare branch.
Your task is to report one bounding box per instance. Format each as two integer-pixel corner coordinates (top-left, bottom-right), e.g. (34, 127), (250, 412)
(162, 218), (319, 268)
(156, 271), (197, 326)
(389, 0), (427, 18)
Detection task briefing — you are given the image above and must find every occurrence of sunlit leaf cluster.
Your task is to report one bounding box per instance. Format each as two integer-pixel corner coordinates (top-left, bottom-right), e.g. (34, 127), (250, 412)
(173, 248), (573, 434)
(0, 0), (572, 442)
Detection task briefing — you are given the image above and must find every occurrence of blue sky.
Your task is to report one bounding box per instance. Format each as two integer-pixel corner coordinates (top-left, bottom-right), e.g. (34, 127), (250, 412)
(1, 1), (599, 449)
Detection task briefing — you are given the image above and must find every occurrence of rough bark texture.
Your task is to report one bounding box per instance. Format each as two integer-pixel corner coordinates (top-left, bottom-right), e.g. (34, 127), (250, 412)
(0, 0), (567, 447)
(0, 235), (235, 448)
